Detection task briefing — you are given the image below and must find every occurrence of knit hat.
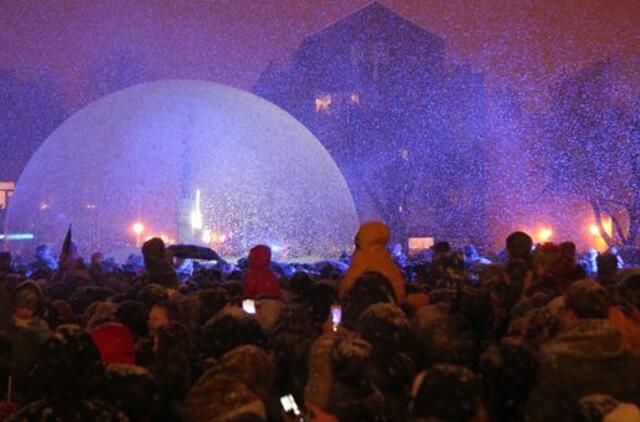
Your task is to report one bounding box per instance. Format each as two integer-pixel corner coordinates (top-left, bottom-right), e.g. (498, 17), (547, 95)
(90, 322), (136, 365)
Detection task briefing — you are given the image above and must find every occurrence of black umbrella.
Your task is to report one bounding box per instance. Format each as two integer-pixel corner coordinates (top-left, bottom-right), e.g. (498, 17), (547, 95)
(167, 244), (221, 261)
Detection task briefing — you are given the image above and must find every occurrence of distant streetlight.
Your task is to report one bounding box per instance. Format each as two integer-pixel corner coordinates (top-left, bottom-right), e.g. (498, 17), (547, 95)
(132, 222), (145, 247)
(537, 227), (553, 243)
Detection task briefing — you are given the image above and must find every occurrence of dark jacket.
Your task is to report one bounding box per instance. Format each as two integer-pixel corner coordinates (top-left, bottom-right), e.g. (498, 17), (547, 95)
(525, 319), (640, 421)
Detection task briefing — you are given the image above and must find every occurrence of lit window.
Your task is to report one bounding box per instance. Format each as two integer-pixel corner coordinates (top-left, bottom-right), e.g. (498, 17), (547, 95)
(400, 149), (409, 161)
(0, 181), (15, 210)
(350, 92), (360, 104)
(315, 94), (332, 113)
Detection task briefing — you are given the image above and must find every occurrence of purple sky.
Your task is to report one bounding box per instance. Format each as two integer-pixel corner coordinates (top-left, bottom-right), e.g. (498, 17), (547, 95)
(1, 0), (639, 111)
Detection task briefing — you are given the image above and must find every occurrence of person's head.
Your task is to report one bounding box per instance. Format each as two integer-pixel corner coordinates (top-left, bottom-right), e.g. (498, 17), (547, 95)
(506, 231), (533, 260)
(559, 241), (577, 262)
(533, 242), (561, 276)
(33, 325), (105, 397)
(201, 307), (268, 359)
(411, 364), (486, 421)
(142, 237), (166, 266)
(115, 300), (149, 339)
(288, 271), (312, 298)
(12, 280), (43, 320)
(214, 345), (276, 400)
(563, 279), (610, 325)
(148, 302), (181, 334)
(105, 364), (157, 420)
(354, 221), (391, 251)
(618, 275), (640, 317)
(431, 241), (452, 258)
(248, 245), (272, 271)
(90, 252), (104, 265)
(0, 251), (12, 272)
(152, 321), (190, 356)
(597, 252), (618, 277)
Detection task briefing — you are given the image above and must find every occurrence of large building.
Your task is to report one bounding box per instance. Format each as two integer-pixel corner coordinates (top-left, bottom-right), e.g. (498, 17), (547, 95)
(254, 2), (488, 246)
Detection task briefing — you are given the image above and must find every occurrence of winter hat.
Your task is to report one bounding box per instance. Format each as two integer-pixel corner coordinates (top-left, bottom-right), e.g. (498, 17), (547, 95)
(565, 279), (610, 319)
(185, 373), (266, 422)
(212, 345), (275, 399)
(90, 322), (136, 365)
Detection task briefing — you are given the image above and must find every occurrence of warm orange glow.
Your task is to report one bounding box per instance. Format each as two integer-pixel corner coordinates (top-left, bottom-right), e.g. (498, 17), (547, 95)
(536, 227), (553, 243)
(132, 222), (145, 235)
(588, 217), (614, 251)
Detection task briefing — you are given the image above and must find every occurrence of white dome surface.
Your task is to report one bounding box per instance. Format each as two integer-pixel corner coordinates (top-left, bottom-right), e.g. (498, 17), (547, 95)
(6, 80), (359, 258)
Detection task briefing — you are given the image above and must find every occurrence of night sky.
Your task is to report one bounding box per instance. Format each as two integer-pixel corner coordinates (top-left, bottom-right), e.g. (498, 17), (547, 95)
(2, 0), (639, 111)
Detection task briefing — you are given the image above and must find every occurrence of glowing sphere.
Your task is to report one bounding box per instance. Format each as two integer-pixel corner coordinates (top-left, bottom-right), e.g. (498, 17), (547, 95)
(6, 80), (359, 258)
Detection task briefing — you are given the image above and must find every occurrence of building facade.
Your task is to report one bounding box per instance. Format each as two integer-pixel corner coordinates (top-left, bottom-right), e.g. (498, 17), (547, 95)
(254, 3), (488, 246)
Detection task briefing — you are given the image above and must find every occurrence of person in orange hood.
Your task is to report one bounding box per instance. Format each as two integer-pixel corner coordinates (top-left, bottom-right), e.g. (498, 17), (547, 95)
(339, 221), (406, 303)
(243, 245), (282, 300)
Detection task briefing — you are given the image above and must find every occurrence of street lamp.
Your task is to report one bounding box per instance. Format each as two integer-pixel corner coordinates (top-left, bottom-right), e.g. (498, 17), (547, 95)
(537, 227), (553, 243)
(132, 222), (145, 247)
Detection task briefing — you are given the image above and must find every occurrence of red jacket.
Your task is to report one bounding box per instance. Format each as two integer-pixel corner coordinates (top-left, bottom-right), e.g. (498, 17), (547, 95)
(243, 245), (282, 300)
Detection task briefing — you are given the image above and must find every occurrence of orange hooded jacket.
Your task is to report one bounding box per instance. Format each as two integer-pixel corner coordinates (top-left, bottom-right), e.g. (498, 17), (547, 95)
(339, 221), (406, 303)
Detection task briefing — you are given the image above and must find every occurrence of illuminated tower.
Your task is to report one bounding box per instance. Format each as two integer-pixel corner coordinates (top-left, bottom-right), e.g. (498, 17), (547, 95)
(177, 136), (194, 244)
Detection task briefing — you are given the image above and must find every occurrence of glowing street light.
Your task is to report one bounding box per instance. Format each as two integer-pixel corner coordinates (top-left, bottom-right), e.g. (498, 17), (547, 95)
(537, 227), (553, 243)
(132, 222), (145, 247)
(589, 224), (600, 236)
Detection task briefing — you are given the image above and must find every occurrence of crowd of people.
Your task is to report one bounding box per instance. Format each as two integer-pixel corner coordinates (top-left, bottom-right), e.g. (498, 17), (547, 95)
(1, 220), (640, 421)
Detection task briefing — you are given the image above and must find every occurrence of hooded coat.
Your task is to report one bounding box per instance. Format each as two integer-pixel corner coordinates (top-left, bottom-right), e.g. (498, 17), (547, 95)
(525, 319), (640, 421)
(243, 245), (282, 300)
(339, 222), (405, 303)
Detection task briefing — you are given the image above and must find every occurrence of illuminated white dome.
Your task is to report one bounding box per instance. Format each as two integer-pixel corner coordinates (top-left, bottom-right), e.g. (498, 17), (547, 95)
(6, 80), (358, 259)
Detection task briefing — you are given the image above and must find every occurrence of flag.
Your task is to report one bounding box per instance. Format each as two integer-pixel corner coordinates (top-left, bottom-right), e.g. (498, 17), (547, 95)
(58, 224), (72, 272)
